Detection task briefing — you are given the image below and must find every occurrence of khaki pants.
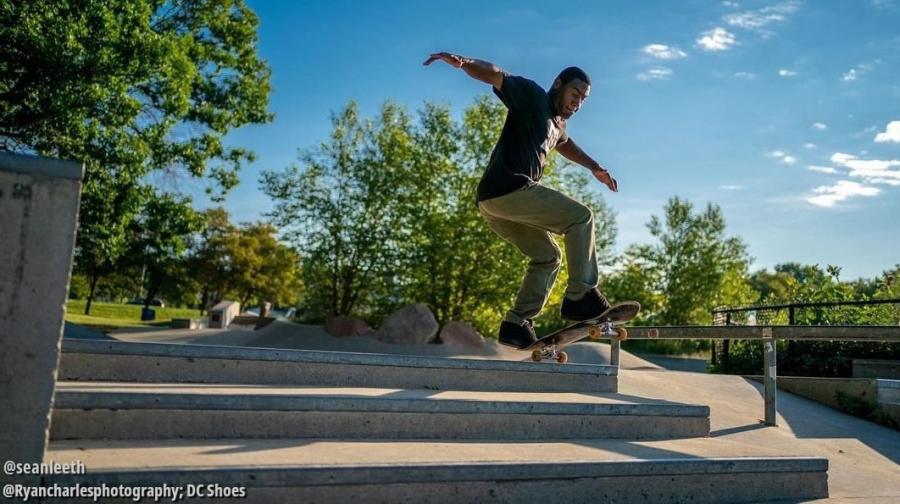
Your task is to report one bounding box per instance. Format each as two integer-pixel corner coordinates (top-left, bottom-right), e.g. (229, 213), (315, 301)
(477, 183), (598, 325)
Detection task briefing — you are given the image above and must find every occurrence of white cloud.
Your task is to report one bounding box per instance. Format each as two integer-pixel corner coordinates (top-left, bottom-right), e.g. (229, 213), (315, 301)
(829, 152), (900, 186)
(808, 165), (839, 174)
(804, 143), (817, 149)
(842, 61), (879, 82)
(735, 71), (757, 79)
(808, 180), (880, 207)
(869, 0), (896, 8)
(778, 69), (797, 77)
(720, 184), (744, 190)
(637, 67), (673, 81)
(723, 1), (740, 7)
(643, 44), (687, 60)
(811, 122), (828, 130)
(831, 152), (857, 164)
(870, 178), (900, 186)
(724, 1), (800, 34)
(768, 150), (797, 165)
(696, 27), (737, 51)
(875, 121), (900, 143)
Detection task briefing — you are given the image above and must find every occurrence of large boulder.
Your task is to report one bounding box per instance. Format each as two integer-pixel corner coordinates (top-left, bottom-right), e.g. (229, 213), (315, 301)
(439, 321), (485, 348)
(325, 316), (375, 338)
(375, 304), (439, 344)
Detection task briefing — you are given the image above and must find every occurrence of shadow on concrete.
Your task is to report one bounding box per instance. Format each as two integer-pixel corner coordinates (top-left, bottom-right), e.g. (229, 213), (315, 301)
(110, 438), (709, 461)
(633, 353), (709, 373)
(63, 322), (114, 340)
(710, 422), (768, 437)
(742, 377), (900, 464)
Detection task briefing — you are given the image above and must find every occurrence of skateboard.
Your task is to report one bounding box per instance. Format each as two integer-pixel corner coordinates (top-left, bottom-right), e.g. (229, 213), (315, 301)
(523, 301), (640, 364)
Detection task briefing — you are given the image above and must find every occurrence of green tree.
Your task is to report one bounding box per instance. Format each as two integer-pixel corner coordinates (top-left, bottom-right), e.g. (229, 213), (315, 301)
(128, 192), (205, 311)
(188, 207), (238, 313)
(261, 102), (401, 320)
(0, 0), (272, 312)
(602, 251), (666, 325)
(635, 197), (755, 325)
(221, 223), (301, 311)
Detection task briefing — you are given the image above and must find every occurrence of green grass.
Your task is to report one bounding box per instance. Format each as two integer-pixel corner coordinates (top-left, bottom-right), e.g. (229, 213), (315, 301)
(65, 300), (203, 333)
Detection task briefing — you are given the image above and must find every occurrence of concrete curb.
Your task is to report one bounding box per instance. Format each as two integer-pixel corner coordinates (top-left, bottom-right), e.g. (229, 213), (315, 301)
(44, 458), (829, 503)
(53, 390), (709, 416)
(60, 340), (617, 393)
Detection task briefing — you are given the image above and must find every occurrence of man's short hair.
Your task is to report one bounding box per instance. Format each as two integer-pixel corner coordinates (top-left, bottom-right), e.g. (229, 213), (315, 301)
(555, 66), (591, 87)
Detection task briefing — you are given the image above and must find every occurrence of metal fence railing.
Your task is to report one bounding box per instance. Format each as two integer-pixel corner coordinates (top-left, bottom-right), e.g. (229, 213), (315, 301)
(603, 301), (900, 426)
(709, 299), (900, 370)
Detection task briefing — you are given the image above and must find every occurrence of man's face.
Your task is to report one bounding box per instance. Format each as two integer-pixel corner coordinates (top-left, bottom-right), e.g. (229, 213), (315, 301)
(554, 78), (590, 119)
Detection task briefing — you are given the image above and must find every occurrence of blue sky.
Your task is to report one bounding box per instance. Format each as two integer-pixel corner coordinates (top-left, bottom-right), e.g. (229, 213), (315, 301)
(183, 0), (900, 281)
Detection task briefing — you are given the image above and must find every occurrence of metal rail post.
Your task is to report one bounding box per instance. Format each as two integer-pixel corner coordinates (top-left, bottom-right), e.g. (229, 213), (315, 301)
(763, 327), (777, 426)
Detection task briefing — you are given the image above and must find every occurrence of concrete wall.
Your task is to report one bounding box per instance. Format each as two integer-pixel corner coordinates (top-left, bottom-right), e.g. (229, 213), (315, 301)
(853, 359), (900, 379)
(209, 300), (239, 328)
(745, 375), (877, 411)
(0, 152), (83, 465)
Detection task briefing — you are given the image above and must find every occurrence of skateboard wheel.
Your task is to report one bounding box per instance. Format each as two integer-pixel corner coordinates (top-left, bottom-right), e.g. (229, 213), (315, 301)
(648, 328), (659, 339)
(614, 327), (628, 341)
(589, 326), (602, 340)
(557, 351), (568, 364)
(531, 350), (542, 362)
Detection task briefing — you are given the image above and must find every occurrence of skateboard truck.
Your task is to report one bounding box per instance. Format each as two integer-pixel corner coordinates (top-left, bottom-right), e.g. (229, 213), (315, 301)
(531, 321), (627, 363)
(588, 320), (628, 342)
(531, 344), (569, 363)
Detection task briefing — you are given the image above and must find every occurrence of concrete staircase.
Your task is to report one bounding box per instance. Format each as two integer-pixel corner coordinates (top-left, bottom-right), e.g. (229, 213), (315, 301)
(46, 339), (829, 503)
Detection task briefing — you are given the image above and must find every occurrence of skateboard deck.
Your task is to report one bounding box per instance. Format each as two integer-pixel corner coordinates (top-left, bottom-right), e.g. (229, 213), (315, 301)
(524, 301), (640, 363)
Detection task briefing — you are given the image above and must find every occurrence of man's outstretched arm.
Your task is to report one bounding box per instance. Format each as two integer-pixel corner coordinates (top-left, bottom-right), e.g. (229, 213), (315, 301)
(424, 52), (503, 90)
(556, 138), (619, 192)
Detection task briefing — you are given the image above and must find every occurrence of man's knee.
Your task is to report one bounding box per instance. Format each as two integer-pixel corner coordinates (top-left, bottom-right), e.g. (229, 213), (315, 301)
(531, 248), (562, 271)
(563, 204), (593, 233)
(580, 205), (594, 225)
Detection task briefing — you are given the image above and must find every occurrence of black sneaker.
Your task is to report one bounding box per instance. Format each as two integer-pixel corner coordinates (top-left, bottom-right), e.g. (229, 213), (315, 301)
(560, 288), (611, 321)
(498, 319), (537, 349)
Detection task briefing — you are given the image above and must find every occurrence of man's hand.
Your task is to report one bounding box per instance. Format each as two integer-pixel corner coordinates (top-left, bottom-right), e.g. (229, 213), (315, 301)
(591, 166), (618, 192)
(424, 52), (503, 89)
(424, 52), (467, 68)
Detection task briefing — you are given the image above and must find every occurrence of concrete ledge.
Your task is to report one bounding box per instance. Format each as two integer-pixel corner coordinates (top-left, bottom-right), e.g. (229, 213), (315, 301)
(853, 358), (900, 379)
(53, 390), (708, 417)
(745, 375), (877, 411)
(44, 458), (828, 503)
(51, 387), (710, 440)
(0, 151), (84, 179)
(876, 379), (900, 403)
(59, 340), (617, 393)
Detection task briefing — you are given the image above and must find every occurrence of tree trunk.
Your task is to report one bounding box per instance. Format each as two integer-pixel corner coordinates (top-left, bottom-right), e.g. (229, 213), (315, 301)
(85, 272), (100, 315)
(143, 270), (163, 312)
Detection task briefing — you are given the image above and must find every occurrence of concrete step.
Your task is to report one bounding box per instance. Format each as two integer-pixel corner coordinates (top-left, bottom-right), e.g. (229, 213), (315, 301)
(876, 379), (900, 403)
(51, 382), (709, 441)
(44, 438), (829, 503)
(59, 339), (617, 393)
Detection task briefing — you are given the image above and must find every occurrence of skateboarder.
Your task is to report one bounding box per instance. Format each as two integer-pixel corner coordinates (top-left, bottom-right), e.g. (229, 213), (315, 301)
(424, 52), (619, 349)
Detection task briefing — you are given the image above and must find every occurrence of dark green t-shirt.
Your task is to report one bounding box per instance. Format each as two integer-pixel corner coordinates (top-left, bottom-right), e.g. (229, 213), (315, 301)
(476, 74), (568, 202)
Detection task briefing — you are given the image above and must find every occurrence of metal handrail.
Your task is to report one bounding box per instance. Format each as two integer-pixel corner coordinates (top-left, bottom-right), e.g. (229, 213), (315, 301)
(606, 324), (900, 427)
